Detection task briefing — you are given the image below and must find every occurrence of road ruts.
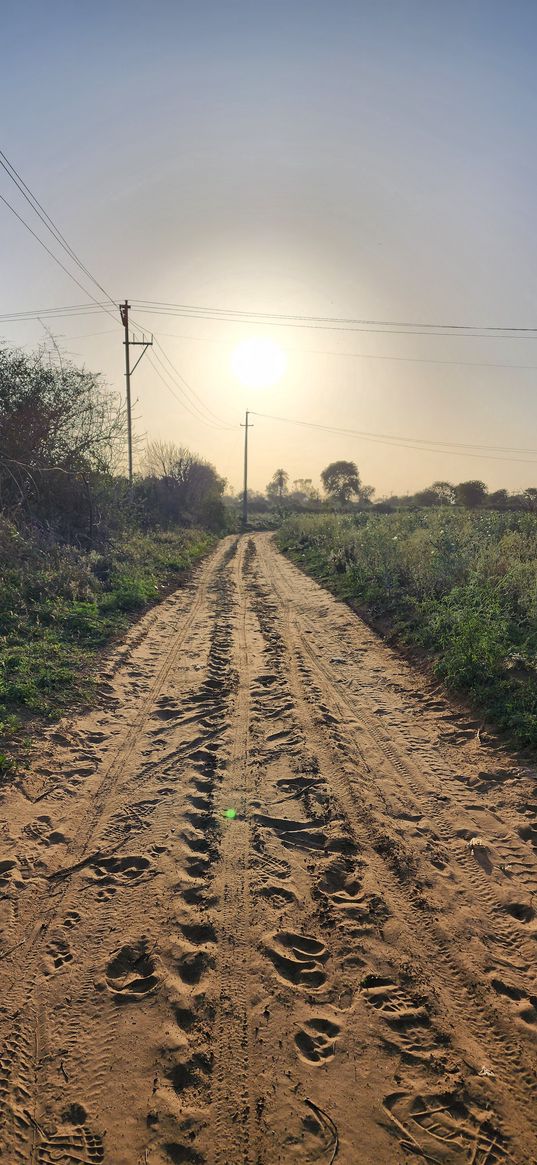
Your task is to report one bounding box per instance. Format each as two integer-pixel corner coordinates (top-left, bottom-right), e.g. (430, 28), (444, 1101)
(252, 531), (537, 1164)
(0, 539), (237, 1164)
(1, 531), (536, 1165)
(204, 537), (257, 1165)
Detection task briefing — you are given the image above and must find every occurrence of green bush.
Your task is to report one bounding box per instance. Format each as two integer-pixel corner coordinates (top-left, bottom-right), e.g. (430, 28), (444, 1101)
(0, 521), (214, 747)
(278, 510), (537, 747)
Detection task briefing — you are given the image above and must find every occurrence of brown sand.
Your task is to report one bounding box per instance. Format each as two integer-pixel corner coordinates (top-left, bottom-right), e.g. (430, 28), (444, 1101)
(0, 533), (536, 1163)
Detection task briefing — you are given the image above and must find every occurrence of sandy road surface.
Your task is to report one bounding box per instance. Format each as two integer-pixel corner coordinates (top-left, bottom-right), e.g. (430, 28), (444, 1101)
(1, 533), (536, 1164)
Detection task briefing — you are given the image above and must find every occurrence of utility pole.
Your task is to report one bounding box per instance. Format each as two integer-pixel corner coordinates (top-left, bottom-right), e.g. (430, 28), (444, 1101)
(119, 300), (153, 484)
(241, 409), (253, 528)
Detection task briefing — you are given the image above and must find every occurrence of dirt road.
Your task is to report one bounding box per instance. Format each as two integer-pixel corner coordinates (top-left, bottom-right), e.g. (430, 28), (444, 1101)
(1, 533), (536, 1164)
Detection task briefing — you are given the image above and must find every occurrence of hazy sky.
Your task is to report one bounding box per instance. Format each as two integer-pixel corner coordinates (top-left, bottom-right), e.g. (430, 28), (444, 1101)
(2, 1), (537, 495)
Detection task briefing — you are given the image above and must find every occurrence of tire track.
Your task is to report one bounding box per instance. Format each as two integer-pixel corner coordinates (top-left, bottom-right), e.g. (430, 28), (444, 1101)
(0, 540), (235, 1165)
(207, 538), (256, 1165)
(253, 533), (537, 1162)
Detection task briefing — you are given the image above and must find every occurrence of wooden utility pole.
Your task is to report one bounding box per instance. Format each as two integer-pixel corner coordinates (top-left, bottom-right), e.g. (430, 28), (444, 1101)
(241, 409), (253, 528)
(119, 300), (153, 484)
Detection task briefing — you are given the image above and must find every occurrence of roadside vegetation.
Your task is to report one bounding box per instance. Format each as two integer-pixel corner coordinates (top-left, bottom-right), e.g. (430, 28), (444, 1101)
(0, 344), (226, 771)
(277, 510), (537, 748)
(0, 522), (213, 772)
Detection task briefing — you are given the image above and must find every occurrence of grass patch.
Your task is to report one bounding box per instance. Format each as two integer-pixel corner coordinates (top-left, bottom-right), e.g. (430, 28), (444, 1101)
(277, 510), (537, 749)
(0, 523), (214, 763)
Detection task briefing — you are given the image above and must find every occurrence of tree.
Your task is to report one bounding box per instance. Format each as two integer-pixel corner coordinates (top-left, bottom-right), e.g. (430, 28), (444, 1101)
(522, 487), (537, 512)
(431, 481), (455, 505)
(488, 489), (509, 510)
(139, 441), (226, 530)
(266, 468), (289, 501)
(143, 440), (183, 478)
(358, 483), (375, 504)
(454, 480), (488, 508)
(414, 488), (440, 507)
(292, 478), (316, 498)
(287, 478), (320, 507)
(0, 343), (126, 542)
(321, 460), (361, 507)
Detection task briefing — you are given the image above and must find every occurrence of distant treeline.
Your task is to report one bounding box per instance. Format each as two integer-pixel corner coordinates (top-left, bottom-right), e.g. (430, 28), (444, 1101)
(226, 463), (537, 514)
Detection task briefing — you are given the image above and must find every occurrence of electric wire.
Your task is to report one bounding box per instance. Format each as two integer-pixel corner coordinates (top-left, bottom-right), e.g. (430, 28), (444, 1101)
(146, 351), (234, 432)
(2, 301), (537, 345)
(0, 150), (118, 313)
(130, 299), (537, 337)
(0, 304), (109, 322)
(251, 411), (537, 466)
(150, 335), (234, 429)
(0, 193), (115, 313)
(147, 354), (233, 432)
(126, 306), (235, 430)
(0, 157), (237, 434)
(128, 307), (537, 341)
(4, 307), (537, 371)
(150, 329), (537, 372)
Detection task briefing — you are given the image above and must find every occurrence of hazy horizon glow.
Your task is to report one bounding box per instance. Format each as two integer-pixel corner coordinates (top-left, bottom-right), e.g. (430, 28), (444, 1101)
(1, 1), (537, 495)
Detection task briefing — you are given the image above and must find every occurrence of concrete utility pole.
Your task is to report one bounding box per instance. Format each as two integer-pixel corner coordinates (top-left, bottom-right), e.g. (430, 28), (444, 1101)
(119, 300), (153, 484)
(241, 409), (253, 528)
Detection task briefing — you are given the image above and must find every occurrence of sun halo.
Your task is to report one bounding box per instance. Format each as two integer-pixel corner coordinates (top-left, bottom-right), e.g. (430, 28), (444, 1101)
(231, 336), (287, 390)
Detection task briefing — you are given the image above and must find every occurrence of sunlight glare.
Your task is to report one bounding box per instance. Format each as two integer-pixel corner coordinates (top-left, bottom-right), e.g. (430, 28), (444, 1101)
(231, 337), (287, 389)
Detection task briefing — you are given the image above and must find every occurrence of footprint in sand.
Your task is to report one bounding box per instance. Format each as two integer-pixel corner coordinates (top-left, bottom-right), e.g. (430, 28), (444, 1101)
(502, 900), (535, 925)
(258, 883), (297, 908)
(105, 940), (160, 1000)
(361, 974), (430, 1028)
(294, 1015), (341, 1064)
(361, 973), (446, 1063)
(519, 821), (537, 850)
(490, 976), (537, 1027)
(0, 859), (17, 889)
(264, 931), (328, 990)
(383, 1088), (508, 1165)
(62, 911), (81, 930)
(38, 1122), (104, 1164)
(255, 813), (327, 852)
(167, 1052), (212, 1098)
(89, 854), (153, 891)
(44, 937), (73, 974)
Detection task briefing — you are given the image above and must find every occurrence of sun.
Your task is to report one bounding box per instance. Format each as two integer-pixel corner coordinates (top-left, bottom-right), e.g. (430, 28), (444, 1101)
(231, 337), (287, 389)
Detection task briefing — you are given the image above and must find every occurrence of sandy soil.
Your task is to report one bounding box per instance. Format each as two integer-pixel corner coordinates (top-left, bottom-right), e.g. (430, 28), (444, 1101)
(1, 533), (536, 1164)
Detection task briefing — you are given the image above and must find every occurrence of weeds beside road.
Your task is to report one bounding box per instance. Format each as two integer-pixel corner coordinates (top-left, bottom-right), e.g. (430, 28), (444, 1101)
(0, 520), (213, 771)
(278, 509), (537, 747)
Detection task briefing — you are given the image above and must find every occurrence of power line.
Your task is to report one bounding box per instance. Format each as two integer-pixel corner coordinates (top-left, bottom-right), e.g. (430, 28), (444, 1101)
(0, 304), (109, 323)
(150, 329), (537, 373)
(251, 411), (537, 466)
(0, 150), (118, 312)
(128, 308), (235, 428)
(128, 307), (537, 341)
(58, 328), (118, 341)
(4, 307), (537, 371)
(0, 193), (114, 313)
(0, 158), (238, 447)
(149, 335), (234, 429)
(3, 301), (537, 348)
(146, 352), (234, 432)
(131, 299), (537, 337)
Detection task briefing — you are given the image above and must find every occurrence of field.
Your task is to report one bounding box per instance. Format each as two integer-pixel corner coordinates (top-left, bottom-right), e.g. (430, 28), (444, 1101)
(278, 509), (537, 747)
